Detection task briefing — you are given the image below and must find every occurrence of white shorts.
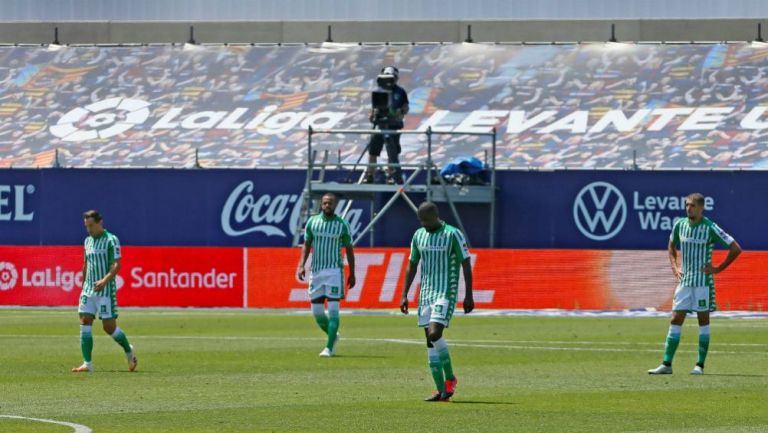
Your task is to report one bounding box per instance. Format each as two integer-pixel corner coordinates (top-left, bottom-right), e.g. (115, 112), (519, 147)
(672, 285), (714, 313)
(308, 268), (345, 301)
(418, 298), (454, 328)
(78, 292), (118, 320)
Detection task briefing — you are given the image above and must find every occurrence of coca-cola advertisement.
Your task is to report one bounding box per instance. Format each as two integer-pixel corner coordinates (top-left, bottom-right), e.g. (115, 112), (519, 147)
(220, 179), (363, 239)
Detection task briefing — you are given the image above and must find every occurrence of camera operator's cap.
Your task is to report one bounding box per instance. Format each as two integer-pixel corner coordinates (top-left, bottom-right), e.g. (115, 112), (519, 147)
(381, 66), (399, 80)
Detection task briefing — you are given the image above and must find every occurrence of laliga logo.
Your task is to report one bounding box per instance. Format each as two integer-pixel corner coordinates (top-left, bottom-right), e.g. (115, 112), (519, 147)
(50, 97), (151, 142)
(0, 262), (19, 291)
(573, 181), (627, 241)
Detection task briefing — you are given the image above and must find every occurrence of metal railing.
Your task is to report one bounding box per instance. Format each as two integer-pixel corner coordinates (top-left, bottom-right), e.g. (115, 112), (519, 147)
(302, 125), (498, 247)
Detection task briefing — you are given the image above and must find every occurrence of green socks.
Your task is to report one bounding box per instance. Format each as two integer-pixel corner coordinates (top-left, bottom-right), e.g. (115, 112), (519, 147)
(111, 327), (132, 353)
(327, 315), (339, 350)
(662, 324), (682, 365)
(311, 302), (329, 334)
(698, 325), (710, 367)
(427, 348), (446, 393)
(433, 337), (455, 380)
(80, 325), (93, 363)
(326, 301), (340, 350)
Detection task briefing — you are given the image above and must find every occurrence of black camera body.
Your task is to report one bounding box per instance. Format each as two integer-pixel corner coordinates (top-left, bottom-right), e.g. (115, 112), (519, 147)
(370, 67), (402, 129)
(371, 89), (395, 126)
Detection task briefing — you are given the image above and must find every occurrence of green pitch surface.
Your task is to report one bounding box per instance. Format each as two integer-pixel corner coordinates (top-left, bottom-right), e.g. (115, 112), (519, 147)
(1, 310), (767, 433)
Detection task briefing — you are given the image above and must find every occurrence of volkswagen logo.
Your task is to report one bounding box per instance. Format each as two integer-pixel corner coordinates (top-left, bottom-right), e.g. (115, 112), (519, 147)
(573, 181), (627, 241)
(50, 97), (151, 142)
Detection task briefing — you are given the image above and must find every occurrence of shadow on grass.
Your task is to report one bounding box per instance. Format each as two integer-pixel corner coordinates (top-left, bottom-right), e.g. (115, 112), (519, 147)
(705, 373), (768, 378)
(451, 401), (519, 405)
(332, 355), (391, 359)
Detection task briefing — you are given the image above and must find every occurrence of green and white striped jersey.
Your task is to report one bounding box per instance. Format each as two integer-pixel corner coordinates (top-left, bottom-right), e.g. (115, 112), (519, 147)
(670, 216), (734, 289)
(82, 230), (121, 297)
(409, 222), (470, 306)
(305, 213), (352, 273)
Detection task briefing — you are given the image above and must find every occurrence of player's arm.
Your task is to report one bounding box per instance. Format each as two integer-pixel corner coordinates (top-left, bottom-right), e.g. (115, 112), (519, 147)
(702, 224), (742, 275)
(703, 240), (742, 275)
(343, 225), (356, 288)
(400, 235), (421, 314)
(668, 221), (682, 281)
(461, 257), (474, 314)
(296, 238), (312, 282)
(95, 239), (121, 292)
(400, 258), (418, 314)
(95, 259), (121, 292)
(81, 257), (87, 284)
(296, 221), (313, 281)
(453, 231), (474, 313)
(668, 239), (682, 282)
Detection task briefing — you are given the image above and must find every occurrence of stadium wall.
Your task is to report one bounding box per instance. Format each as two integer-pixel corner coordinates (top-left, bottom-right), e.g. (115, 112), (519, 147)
(1, 19), (767, 44)
(0, 168), (765, 311)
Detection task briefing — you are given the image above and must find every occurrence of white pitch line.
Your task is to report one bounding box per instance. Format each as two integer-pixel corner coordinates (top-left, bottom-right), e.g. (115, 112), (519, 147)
(0, 334), (766, 355)
(3, 334), (768, 347)
(465, 338), (768, 348)
(0, 415), (92, 433)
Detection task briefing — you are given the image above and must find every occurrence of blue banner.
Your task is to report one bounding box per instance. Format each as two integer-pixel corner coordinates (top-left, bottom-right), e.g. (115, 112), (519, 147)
(0, 168), (762, 250)
(497, 170), (760, 249)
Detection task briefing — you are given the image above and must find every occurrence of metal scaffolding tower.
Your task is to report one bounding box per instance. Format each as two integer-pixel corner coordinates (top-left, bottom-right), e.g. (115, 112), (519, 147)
(292, 126), (497, 248)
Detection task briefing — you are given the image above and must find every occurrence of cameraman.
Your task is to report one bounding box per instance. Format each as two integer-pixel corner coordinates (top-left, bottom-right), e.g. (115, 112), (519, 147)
(365, 66), (409, 184)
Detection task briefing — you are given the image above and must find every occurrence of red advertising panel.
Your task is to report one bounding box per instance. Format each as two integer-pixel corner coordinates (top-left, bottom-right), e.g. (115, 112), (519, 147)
(0, 246), (244, 307)
(247, 248), (768, 311)
(119, 247), (244, 307)
(1, 246), (765, 310)
(246, 248), (616, 309)
(0, 246), (84, 306)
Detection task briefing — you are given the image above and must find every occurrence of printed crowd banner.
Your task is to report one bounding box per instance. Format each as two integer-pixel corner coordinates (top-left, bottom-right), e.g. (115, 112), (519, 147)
(2, 44), (768, 169)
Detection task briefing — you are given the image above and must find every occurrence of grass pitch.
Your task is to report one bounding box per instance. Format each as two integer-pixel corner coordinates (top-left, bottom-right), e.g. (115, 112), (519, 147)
(1, 309), (767, 432)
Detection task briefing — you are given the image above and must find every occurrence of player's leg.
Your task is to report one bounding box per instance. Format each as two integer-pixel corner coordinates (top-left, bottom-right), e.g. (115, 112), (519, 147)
(429, 298), (456, 396)
(309, 270), (330, 333)
(650, 284), (690, 374)
(326, 299), (340, 354)
(73, 294), (96, 372)
(649, 311), (685, 374)
(693, 309), (711, 375)
(100, 296), (137, 371)
(420, 304), (448, 401)
(423, 326), (447, 401)
(664, 311), (686, 365)
(311, 297), (329, 334)
(323, 268), (344, 355)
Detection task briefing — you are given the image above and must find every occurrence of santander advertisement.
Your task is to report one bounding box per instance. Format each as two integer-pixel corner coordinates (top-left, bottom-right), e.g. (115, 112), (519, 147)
(0, 246), (244, 307)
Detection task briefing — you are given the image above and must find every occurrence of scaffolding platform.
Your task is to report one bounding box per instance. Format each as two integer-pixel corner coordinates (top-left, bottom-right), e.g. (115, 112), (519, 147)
(293, 126), (498, 247)
(306, 182), (494, 203)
